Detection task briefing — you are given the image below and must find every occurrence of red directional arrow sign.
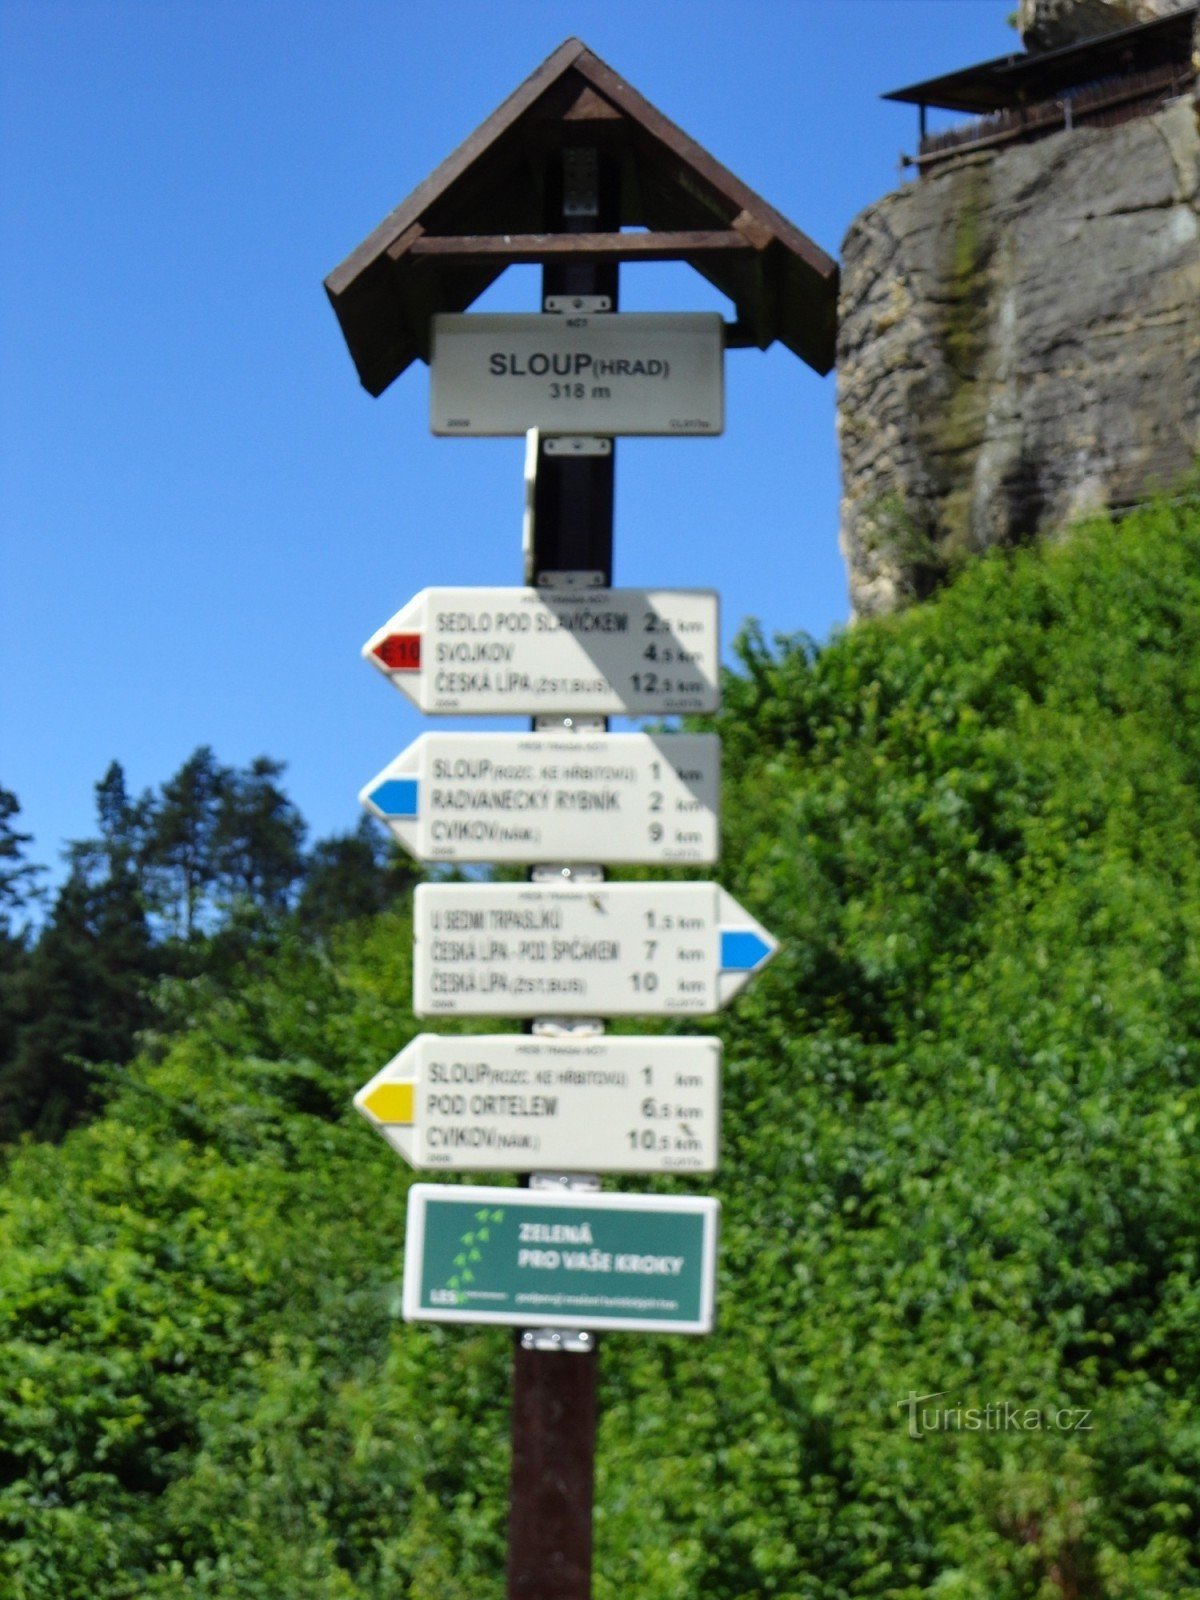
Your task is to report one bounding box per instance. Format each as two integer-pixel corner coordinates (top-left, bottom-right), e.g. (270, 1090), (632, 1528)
(363, 586), (719, 716)
(372, 632), (422, 671)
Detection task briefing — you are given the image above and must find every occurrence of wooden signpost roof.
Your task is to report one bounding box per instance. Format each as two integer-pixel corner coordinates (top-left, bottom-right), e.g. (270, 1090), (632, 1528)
(325, 38), (838, 396)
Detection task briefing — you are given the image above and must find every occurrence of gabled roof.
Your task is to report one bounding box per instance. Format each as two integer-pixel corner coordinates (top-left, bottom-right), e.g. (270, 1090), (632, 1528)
(325, 38), (838, 396)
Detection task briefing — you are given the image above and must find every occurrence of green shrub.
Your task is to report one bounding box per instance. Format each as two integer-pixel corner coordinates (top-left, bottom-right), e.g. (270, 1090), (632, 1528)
(3, 493), (1199, 1596)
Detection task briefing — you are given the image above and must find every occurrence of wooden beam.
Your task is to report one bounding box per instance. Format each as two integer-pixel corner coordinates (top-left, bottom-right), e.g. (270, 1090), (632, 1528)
(325, 38), (591, 295)
(729, 207), (775, 251)
(384, 221), (425, 264)
(405, 228), (754, 265)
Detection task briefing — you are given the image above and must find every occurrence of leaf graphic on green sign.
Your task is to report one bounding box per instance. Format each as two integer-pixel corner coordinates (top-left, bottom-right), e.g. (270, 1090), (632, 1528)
(440, 1205), (510, 1303)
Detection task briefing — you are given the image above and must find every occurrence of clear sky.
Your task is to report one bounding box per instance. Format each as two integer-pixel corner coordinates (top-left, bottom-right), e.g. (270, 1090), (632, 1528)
(1, 0), (1014, 878)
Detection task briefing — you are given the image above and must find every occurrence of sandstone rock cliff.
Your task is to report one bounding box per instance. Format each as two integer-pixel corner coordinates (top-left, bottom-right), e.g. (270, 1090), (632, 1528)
(837, 95), (1200, 615)
(1018, 0), (1188, 52)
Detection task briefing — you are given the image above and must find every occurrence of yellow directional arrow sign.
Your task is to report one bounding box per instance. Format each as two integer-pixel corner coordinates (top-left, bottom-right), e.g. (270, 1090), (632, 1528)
(355, 1033), (721, 1174)
(359, 1080), (414, 1126)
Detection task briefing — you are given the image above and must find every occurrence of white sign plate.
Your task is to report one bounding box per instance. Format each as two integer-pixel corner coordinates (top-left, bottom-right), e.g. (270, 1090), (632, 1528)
(414, 881), (776, 1017)
(355, 1033), (721, 1173)
(363, 586), (719, 716)
(431, 312), (724, 436)
(361, 732), (719, 865)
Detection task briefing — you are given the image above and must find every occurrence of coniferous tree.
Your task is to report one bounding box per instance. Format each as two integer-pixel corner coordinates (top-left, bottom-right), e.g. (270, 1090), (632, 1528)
(1, 753), (424, 1141)
(71, 761), (157, 910)
(0, 784), (43, 933)
(297, 815), (420, 934)
(0, 771), (155, 1141)
(146, 746), (226, 938)
(0, 787), (44, 1131)
(212, 755), (306, 922)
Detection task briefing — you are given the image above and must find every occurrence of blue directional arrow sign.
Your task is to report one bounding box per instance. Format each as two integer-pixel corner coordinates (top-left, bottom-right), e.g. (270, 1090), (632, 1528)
(360, 731), (720, 866)
(720, 928), (774, 972)
(367, 778), (419, 818)
(413, 881), (776, 1017)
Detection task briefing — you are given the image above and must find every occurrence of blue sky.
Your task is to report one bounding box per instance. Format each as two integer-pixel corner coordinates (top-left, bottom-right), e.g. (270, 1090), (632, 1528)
(1, 0), (1013, 878)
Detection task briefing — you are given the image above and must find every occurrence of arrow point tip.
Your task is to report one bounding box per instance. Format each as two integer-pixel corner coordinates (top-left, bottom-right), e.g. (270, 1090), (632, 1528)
(721, 928), (776, 972)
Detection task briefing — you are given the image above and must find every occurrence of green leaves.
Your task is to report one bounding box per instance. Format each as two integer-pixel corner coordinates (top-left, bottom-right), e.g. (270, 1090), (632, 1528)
(2, 491), (1200, 1594)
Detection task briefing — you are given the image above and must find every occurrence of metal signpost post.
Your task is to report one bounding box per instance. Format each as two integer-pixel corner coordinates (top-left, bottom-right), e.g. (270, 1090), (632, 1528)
(326, 35), (837, 1600)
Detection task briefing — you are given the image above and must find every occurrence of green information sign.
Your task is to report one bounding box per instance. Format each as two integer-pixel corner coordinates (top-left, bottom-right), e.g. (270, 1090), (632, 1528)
(403, 1184), (719, 1334)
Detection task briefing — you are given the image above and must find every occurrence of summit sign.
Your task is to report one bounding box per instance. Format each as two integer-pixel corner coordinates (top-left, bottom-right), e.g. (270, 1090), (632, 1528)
(431, 312), (724, 436)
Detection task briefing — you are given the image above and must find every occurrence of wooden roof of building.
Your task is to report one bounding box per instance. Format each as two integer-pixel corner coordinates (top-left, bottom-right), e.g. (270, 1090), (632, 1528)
(325, 38), (838, 396)
(883, 3), (1196, 115)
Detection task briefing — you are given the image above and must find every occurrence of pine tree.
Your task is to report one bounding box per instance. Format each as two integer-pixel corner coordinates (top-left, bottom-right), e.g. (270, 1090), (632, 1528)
(297, 815), (420, 933)
(212, 756), (306, 922)
(0, 787), (44, 1132)
(0, 784), (43, 934)
(0, 771), (158, 1142)
(146, 747), (226, 938)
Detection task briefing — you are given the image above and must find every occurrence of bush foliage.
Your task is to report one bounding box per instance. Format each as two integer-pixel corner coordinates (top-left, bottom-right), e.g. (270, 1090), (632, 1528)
(2, 494), (1199, 1597)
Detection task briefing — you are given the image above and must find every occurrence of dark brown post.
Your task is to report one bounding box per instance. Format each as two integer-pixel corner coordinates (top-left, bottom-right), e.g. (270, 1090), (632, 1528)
(529, 146), (619, 578)
(507, 1333), (599, 1600)
(505, 140), (619, 1600)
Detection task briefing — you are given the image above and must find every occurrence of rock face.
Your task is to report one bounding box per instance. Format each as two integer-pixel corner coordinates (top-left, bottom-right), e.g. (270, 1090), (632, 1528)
(1018, 0), (1188, 52)
(837, 97), (1200, 616)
